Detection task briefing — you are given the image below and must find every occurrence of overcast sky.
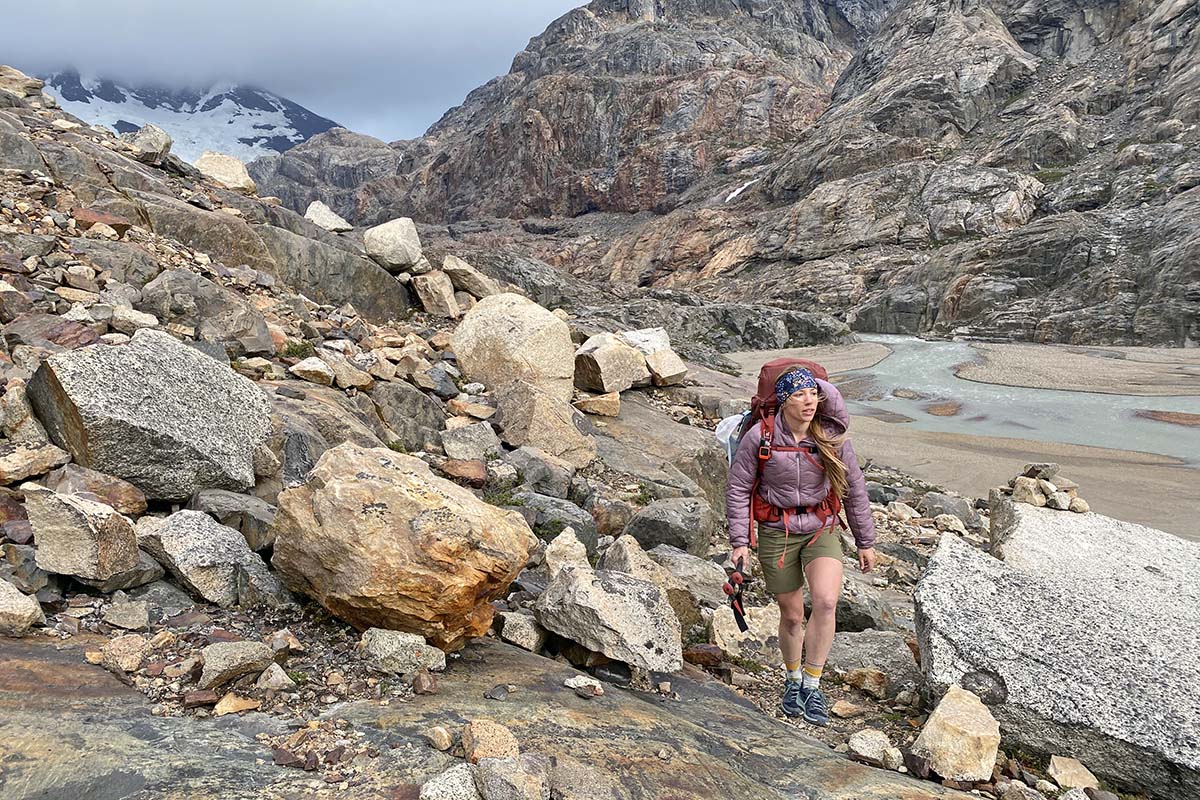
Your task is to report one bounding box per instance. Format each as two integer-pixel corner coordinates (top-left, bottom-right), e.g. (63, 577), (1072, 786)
(2, 0), (583, 141)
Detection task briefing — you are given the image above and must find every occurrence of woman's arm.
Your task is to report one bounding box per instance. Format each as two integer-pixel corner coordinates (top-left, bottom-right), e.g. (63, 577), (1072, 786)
(725, 422), (761, 549)
(839, 438), (877, 549)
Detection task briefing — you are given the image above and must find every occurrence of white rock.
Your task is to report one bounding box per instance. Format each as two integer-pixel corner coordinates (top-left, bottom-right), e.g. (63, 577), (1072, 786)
(364, 217), (423, 273)
(0, 577), (45, 636)
(194, 151), (257, 193)
(288, 356), (335, 386)
(361, 628), (446, 673)
(304, 201), (353, 232)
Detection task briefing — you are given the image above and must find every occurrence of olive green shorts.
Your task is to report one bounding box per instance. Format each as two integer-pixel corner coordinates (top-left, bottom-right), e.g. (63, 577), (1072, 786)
(756, 525), (844, 595)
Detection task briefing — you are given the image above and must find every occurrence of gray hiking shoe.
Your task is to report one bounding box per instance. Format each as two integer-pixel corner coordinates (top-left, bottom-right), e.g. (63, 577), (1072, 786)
(801, 686), (830, 727)
(780, 678), (804, 718)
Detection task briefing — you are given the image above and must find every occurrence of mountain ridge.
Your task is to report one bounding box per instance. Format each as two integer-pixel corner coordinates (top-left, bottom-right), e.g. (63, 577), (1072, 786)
(40, 68), (340, 164)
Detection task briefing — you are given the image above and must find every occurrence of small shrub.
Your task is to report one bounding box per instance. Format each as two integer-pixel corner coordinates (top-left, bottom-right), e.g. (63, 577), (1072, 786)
(282, 340), (315, 359)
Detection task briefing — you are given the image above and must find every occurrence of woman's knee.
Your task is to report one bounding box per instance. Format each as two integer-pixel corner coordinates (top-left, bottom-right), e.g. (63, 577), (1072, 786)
(777, 593), (806, 629)
(809, 590), (838, 617)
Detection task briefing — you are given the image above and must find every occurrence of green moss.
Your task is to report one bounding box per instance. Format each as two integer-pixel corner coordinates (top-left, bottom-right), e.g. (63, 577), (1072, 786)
(286, 670), (309, 686)
(1034, 168), (1068, 184)
(387, 441), (409, 454)
(281, 340), (315, 359)
(482, 488), (522, 507)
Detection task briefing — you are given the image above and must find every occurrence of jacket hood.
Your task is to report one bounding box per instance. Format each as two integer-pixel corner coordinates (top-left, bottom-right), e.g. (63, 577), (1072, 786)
(815, 377), (849, 436)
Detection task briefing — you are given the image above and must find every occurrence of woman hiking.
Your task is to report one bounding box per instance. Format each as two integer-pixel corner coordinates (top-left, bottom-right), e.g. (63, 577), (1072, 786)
(725, 365), (877, 726)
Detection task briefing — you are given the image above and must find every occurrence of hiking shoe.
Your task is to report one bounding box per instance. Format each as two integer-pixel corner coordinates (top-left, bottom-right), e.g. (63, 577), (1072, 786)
(780, 678), (804, 718)
(801, 686), (830, 727)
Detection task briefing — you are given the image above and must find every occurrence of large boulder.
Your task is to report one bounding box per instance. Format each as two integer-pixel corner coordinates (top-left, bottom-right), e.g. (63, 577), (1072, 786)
(119, 124), (172, 164)
(598, 535), (700, 632)
(363, 217), (424, 272)
(534, 566), (683, 672)
(593, 394), (727, 510)
(452, 293), (575, 404)
(615, 328), (688, 386)
(136, 270), (273, 357)
(442, 254), (500, 298)
(574, 333), (650, 394)
(27, 329), (272, 500)
(304, 200), (353, 232)
(270, 443), (537, 650)
(647, 544), (728, 608)
(139, 510), (290, 608)
(369, 381), (447, 454)
(23, 484), (138, 582)
(916, 499), (1200, 799)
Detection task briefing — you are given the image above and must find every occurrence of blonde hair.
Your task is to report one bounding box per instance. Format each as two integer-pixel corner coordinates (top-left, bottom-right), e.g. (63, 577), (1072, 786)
(810, 402), (848, 499)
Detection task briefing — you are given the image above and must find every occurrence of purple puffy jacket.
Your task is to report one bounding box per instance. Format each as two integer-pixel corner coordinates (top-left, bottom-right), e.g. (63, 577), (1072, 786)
(725, 377), (876, 550)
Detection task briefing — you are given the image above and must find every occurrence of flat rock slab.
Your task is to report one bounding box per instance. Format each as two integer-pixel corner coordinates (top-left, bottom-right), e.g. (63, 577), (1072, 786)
(341, 638), (971, 800)
(917, 499), (1200, 799)
(0, 633), (970, 800)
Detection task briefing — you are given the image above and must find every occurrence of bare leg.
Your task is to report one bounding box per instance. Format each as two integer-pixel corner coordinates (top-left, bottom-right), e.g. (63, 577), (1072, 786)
(801, 556), (844, 670)
(775, 587), (807, 667)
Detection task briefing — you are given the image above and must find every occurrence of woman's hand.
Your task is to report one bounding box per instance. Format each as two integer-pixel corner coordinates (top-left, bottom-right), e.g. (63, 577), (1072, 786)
(857, 547), (877, 573)
(731, 546), (750, 572)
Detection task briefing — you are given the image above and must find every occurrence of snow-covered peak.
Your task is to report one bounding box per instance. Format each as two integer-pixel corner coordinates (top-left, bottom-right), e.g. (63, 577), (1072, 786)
(40, 68), (340, 164)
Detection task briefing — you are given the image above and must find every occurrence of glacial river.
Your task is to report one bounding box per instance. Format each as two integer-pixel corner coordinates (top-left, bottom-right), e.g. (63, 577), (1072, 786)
(838, 334), (1200, 466)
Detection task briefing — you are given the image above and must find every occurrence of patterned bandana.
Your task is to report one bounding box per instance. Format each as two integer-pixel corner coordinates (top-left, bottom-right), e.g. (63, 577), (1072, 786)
(775, 367), (818, 408)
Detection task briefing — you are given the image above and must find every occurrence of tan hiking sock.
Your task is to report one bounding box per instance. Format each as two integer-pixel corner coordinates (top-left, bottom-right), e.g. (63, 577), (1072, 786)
(801, 663), (823, 690)
(785, 660), (803, 682)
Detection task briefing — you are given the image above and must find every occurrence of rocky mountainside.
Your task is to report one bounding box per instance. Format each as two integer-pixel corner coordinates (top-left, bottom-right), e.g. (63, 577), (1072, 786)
(41, 68), (340, 163)
(1, 64), (1196, 799)
(252, 0), (1199, 347)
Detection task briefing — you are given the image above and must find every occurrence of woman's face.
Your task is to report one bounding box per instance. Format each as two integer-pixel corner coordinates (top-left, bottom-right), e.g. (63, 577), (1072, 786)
(785, 387), (820, 420)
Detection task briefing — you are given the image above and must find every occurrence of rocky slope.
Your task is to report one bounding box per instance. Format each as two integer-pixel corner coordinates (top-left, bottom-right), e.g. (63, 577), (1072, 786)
(0, 60), (1192, 800)
(252, 0), (1199, 346)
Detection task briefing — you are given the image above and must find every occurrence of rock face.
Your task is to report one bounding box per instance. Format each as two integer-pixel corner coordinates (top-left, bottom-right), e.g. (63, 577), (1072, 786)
(27, 329), (272, 500)
(23, 484), (138, 581)
(916, 500), (1200, 799)
(254, 0), (1200, 347)
(534, 565), (682, 672)
(271, 443), (537, 650)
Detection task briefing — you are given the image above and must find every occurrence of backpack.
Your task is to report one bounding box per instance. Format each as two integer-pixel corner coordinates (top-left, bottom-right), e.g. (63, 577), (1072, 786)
(715, 358), (843, 561)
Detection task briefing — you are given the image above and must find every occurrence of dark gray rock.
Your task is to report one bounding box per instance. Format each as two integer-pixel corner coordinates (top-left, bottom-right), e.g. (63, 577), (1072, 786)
(254, 224), (410, 323)
(623, 497), (715, 556)
(826, 629), (921, 699)
(918, 491), (982, 529)
(505, 446), (575, 499)
(137, 270), (274, 357)
(369, 381), (446, 454)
